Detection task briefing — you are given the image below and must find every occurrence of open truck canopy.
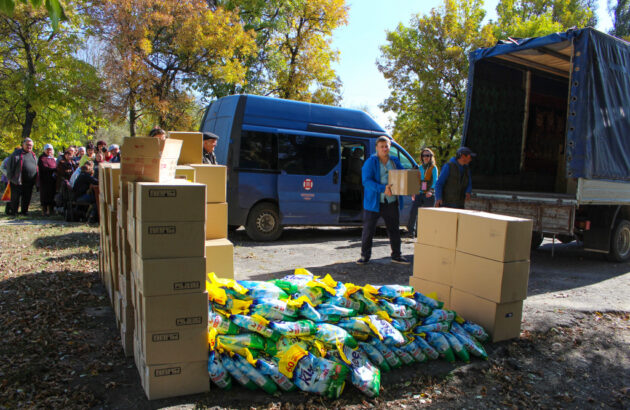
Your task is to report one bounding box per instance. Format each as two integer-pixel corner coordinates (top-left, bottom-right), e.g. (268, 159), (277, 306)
(462, 28), (630, 182)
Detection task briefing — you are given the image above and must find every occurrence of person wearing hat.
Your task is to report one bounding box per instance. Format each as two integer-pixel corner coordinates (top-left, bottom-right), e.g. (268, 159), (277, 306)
(6, 138), (38, 215)
(38, 144), (57, 216)
(108, 144), (120, 163)
(202, 132), (219, 165)
(434, 146), (476, 209)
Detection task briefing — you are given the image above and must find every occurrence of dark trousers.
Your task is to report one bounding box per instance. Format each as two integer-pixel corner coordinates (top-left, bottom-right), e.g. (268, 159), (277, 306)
(361, 201), (401, 260)
(407, 193), (436, 235)
(9, 180), (35, 214)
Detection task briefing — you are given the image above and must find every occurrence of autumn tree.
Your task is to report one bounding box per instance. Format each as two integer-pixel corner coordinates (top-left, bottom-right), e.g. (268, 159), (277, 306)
(0, 0), (65, 30)
(492, 0), (597, 39)
(610, 0), (630, 38)
(377, 0), (495, 164)
(92, 0), (256, 135)
(0, 2), (103, 152)
(202, 0), (348, 105)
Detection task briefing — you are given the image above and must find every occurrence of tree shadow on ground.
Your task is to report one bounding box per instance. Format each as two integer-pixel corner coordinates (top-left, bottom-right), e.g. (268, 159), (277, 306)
(33, 231), (99, 250)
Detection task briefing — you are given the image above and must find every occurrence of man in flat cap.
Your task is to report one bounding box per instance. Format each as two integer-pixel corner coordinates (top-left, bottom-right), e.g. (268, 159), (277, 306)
(434, 146), (476, 209)
(202, 132), (219, 165)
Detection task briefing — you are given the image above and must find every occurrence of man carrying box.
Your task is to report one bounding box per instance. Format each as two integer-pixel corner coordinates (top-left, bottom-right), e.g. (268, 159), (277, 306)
(357, 136), (410, 265)
(434, 146), (475, 209)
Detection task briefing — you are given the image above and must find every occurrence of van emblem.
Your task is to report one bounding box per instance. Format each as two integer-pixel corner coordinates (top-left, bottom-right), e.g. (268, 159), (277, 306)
(303, 178), (313, 191)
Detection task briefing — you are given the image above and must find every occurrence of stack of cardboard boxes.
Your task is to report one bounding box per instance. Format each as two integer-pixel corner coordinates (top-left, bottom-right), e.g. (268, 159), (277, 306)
(97, 133), (234, 399)
(192, 164), (234, 279)
(131, 178), (210, 400)
(410, 208), (532, 342)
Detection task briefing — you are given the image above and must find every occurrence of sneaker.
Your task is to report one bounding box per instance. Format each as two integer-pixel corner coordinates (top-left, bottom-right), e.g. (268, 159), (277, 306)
(391, 256), (410, 265)
(356, 257), (369, 265)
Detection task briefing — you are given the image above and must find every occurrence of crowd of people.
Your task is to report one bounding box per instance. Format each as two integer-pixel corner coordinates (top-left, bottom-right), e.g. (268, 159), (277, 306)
(0, 137), (123, 219)
(0, 128), (222, 221)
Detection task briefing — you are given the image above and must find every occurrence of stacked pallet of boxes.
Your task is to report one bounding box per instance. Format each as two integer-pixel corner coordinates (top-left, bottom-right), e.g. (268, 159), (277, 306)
(120, 136), (210, 399)
(98, 163), (121, 306)
(411, 208), (532, 342)
(169, 131), (234, 280)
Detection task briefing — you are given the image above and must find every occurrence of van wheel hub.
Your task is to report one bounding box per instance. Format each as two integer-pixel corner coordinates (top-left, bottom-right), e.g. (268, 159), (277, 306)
(256, 212), (276, 233)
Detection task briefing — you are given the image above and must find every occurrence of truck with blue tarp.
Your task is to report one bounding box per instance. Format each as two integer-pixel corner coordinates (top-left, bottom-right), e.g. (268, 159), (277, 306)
(462, 27), (630, 261)
(199, 95), (417, 241)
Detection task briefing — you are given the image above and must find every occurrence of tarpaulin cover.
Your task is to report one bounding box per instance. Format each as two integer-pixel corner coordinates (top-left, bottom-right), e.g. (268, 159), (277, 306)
(462, 28), (630, 182)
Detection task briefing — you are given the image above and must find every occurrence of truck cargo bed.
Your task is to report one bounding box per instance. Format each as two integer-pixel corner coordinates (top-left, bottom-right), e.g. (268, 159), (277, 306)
(467, 190), (576, 235)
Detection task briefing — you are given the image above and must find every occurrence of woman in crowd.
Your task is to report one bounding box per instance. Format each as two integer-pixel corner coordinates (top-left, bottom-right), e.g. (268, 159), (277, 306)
(56, 148), (77, 192)
(407, 147), (439, 238)
(37, 144), (57, 216)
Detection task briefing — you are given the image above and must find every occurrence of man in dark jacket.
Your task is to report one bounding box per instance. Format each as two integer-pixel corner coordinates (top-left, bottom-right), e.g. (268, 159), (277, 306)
(6, 138), (38, 215)
(434, 146), (475, 209)
(202, 132), (219, 164)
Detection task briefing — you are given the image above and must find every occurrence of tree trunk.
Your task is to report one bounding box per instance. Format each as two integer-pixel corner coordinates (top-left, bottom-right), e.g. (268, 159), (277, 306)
(129, 105), (136, 137)
(21, 102), (36, 140)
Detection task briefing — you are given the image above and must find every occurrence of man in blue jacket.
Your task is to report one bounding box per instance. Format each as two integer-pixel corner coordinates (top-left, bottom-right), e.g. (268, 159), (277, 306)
(434, 146), (475, 209)
(357, 136), (410, 265)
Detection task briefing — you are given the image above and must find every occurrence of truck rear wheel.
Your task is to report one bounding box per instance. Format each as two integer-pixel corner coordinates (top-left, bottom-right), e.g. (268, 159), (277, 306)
(608, 219), (630, 262)
(245, 202), (282, 241)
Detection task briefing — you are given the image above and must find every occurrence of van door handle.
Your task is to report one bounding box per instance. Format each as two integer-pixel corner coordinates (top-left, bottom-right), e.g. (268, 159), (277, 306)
(333, 170), (339, 184)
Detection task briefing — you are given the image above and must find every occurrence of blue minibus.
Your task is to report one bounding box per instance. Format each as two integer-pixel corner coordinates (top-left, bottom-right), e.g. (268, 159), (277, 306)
(200, 94), (418, 241)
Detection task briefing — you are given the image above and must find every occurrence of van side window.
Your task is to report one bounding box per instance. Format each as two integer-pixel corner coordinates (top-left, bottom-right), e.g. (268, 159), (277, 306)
(278, 134), (339, 176)
(390, 144), (413, 169)
(239, 130), (278, 170)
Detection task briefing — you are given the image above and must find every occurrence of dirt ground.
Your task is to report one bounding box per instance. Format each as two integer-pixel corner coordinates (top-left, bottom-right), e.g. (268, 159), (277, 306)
(1, 212), (629, 409)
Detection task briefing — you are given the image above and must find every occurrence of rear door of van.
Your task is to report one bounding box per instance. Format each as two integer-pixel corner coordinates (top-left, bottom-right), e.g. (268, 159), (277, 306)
(277, 129), (341, 225)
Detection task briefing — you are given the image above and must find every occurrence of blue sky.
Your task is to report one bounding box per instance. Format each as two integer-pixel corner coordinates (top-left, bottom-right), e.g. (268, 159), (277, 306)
(331, 0), (614, 129)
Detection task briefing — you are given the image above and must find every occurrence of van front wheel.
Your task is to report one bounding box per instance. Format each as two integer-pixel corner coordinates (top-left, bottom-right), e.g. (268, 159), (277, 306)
(246, 203), (283, 241)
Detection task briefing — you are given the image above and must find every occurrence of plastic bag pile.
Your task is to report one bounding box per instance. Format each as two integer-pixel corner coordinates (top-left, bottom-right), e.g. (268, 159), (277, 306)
(207, 269), (490, 399)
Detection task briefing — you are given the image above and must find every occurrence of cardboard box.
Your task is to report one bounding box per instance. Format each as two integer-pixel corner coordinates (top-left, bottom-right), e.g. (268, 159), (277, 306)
(100, 163), (111, 204)
(417, 207), (461, 249)
(127, 181), (136, 220)
(138, 358), (209, 400)
(127, 213), (136, 250)
(389, 169), (420, 195)
(409, 276), (451, 308)
(140, 291), (208, 332)
(135, 256), (206, 297)
(456, 210), (533, 262)
(413, 243), (455, 285)
(120, 137), (182, 182)
(190, 164), (226, 203)
(205, 238), (234, 279)
(168, 131), (203, 165)
(453, 251), (529, 303)
(108, 164), (121, 205)
(139, 326), (208, 365)
(175, 165), (196, 182)
(450, 288), (523, 342)
(120, 320), (134, 358)
(205, 202), (228, 239)
(135, 220), (205, 259)
(135, 181), (206, 222)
